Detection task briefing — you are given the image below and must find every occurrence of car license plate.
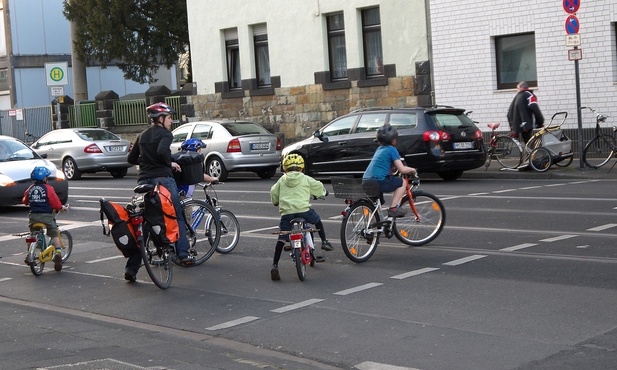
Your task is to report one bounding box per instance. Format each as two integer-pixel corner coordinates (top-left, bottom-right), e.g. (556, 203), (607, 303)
(107, 146), (125, 152)
(453, 142), (474, 150)
(250, 142), (269, 150)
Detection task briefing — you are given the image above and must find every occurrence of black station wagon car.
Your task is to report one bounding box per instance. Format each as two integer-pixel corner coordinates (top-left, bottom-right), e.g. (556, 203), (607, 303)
(281, 106), (487, 181)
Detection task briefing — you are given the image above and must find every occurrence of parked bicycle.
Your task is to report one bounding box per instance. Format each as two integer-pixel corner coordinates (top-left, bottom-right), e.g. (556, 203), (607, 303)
(581, 107), (617, 170)
(13, 207), (73, 276)
(194, 181), (240, 254)
(273, 217), (320, 281)
(127, 184), (220, 289)
(484, 122), (523, 170)
(333, 173), (445, 263)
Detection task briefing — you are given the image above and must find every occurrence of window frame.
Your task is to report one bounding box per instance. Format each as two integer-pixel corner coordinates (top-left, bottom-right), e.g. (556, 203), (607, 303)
(253, 34), (271, 88)
(495, 32), (538, 90)
(226, 39), (241, 90)
(327, 13), (347, 81)
(361, 7), (384, 78)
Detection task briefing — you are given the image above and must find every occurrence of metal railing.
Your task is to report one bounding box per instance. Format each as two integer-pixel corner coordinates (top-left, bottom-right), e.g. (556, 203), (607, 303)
(68, 101), (97, 127)
(113, 99), (148, 125)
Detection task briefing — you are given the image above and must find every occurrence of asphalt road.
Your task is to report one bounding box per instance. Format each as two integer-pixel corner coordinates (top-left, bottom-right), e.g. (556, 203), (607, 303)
(1, 163), (617, 370)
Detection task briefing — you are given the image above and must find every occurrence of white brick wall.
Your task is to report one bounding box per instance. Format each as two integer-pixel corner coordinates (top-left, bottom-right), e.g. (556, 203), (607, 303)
(431, 0), (617, 131)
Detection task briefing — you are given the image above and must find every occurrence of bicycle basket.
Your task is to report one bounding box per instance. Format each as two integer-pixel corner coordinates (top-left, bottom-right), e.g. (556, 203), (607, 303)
(331, 176), (381, 199)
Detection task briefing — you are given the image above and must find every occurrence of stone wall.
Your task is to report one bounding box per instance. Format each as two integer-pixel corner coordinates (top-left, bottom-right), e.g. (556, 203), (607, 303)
(189, 75), (421, 146)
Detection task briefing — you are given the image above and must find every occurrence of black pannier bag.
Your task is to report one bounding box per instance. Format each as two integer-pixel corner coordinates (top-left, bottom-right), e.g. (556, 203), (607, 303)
(99, 198), (139, 257)
(171, 150), (205, 185)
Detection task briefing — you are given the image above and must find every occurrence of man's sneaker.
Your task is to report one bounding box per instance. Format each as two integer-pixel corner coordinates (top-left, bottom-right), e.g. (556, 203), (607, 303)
(271, 264), (280, 281)
(124, 271), (137, 282)
(321, 240), (334, 251)
(179, 255), (195, 266)
(387, 206), (407, 218)
(53, 252), (62, 272)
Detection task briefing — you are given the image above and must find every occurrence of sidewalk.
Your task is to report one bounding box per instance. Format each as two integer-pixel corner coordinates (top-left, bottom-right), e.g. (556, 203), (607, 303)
(457, 160), (617, 181)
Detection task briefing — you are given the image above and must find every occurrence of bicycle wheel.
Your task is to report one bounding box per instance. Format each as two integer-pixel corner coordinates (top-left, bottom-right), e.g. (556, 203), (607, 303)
(141, 236), (173, 289)
(529, 147), (552, 172)
(340, 200), (380, 263)
(493, 135), (523, 169)
(394, 191), (445, 246)
(208, 209), (240, 254)
(182, 199), (220, 265)
(59, 230), (73, 263)
(554, 155), (573, 167)
(293, 247), (306, 281)
(28, 241), (44, 276)
(583, 135), (616, 168)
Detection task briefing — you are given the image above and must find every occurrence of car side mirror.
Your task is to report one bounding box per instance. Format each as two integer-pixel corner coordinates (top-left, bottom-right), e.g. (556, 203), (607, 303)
(313, 130), (328, 143)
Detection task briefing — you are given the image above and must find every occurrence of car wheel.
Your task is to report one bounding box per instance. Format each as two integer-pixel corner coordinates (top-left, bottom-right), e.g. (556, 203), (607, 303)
(257, 166), (277, 179)
(63, 157), (82, 180)
(437, 170), (463, 181)
(110, 168), (128, 178)
(207, 157), (228, 182)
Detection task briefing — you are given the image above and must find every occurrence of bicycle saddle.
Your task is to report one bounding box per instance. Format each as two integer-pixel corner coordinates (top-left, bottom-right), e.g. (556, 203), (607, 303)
(134, 184), (155, 194)
(487, 122), (500, 129)
(290, 217), (306, 224)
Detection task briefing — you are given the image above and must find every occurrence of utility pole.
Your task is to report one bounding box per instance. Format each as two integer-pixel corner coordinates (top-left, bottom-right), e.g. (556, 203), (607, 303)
(68, 0), (87, 102)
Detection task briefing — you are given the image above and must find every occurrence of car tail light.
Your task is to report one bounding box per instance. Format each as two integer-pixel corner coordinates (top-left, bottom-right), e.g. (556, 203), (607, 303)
(227, 139), (241, 153)
(84, 143), (102, 153)
(423, 131), (450, 142)
(290, 233), (303, 241)
(473, 130), (483, 139)
(276, 137), (281, 151)
(129, 142), (134, 151)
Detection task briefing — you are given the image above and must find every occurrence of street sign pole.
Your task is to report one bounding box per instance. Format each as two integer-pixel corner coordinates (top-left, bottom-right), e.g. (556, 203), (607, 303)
(574, 57), (584, 170)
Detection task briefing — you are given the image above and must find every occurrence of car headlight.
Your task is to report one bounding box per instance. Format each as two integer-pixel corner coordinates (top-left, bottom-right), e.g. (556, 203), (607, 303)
(55, 170), (66, 181)
(0, 174), (16, 186)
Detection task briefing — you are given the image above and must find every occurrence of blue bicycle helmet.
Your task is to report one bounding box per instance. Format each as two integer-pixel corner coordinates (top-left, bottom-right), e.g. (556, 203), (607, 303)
(180, 138), (206, 152)
(31, 166), (51, 181)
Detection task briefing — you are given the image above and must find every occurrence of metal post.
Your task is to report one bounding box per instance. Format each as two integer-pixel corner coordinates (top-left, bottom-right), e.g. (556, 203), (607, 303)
(56, 100), (61, 130)
(574, 58), (584, 170)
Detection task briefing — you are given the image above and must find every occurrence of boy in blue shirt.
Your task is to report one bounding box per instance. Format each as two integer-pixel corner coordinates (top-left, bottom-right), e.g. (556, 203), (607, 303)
(362, 124), (417, 217)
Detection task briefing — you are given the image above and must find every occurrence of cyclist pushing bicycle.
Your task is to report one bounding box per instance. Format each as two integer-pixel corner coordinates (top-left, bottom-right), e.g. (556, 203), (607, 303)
(270, 153), (334, 281)
(362, 124), (417, 218)
(22, 166), (69, 272)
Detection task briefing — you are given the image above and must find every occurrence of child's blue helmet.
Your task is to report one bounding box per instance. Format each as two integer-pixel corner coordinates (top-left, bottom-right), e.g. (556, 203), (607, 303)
(180, 138), (206, 152)
(31, 166), (51, 181)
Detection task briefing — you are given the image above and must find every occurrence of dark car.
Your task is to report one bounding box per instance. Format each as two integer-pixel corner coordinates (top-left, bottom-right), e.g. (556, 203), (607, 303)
(281, 106), (487, 181)
(0, 135), (68, 206)
(31, 128), (133, 180)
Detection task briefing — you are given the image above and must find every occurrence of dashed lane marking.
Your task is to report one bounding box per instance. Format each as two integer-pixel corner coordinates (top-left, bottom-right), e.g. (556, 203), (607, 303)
(86, 255), (124, 263)
(588, 223), (617, 232)
(355, 361), (420, 370)
(0, 277), (12, 282)
(540, 234), (577, 242)
(443, 254), (487, 266)
(334, 283), (383, 296)
(500, 243), (538, 252)
(271, 299), (324, 313)
(206, 316), (260, 331)
(390, 267), (440, 280)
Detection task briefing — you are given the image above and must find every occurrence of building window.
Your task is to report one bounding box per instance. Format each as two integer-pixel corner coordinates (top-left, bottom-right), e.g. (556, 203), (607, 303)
(362, 7), (383, 77)
(496, 33), (537, 89)
(253, 24), (270, 87)
(0, 69), (8, 91)
(327, 13), (347, 80)
(225, 29), (241, 90)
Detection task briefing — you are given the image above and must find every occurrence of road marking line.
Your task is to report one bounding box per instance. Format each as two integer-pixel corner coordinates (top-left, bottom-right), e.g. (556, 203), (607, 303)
(546, 183), (567, 187)
(493, 189), (517, 193)
(540, 234), (577, 242)
(588, 224), (617, 232)
(390, 267), (440, 280)
(520, 186), (542, 190)
(334, 283), (383, 296)
(355, 361), (420, 370)
(271, 299), (324, 313)
(443, 254), (487, 266)
(0, 277), (12, 282)
(86, 255), (124, 263)
(468, 192), (490, 196)
(206, 316), (260, 331)
(500, 243), (538, 252)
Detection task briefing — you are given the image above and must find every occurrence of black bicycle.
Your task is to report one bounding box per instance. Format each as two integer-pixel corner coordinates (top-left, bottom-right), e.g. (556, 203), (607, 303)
(581, 107), (617, 170)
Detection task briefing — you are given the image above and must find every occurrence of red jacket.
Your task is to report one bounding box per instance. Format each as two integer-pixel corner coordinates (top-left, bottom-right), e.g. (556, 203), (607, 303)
(22, 182), (62, 213)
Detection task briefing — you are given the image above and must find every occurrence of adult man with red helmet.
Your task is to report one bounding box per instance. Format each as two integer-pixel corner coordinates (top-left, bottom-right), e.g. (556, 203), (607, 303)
(126, 102), (193, 282)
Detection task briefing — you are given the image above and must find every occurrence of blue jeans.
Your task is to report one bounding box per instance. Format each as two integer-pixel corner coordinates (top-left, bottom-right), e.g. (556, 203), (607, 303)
(277, 209), (321, 242)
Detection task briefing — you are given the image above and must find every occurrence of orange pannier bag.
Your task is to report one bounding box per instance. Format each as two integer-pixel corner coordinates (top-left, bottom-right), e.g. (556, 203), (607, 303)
(144, 182), (180, 247)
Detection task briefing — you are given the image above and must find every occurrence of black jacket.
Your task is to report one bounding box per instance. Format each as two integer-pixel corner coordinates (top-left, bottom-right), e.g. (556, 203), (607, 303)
(128, 124), (174, 181)
(507, 89), (545, 134)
